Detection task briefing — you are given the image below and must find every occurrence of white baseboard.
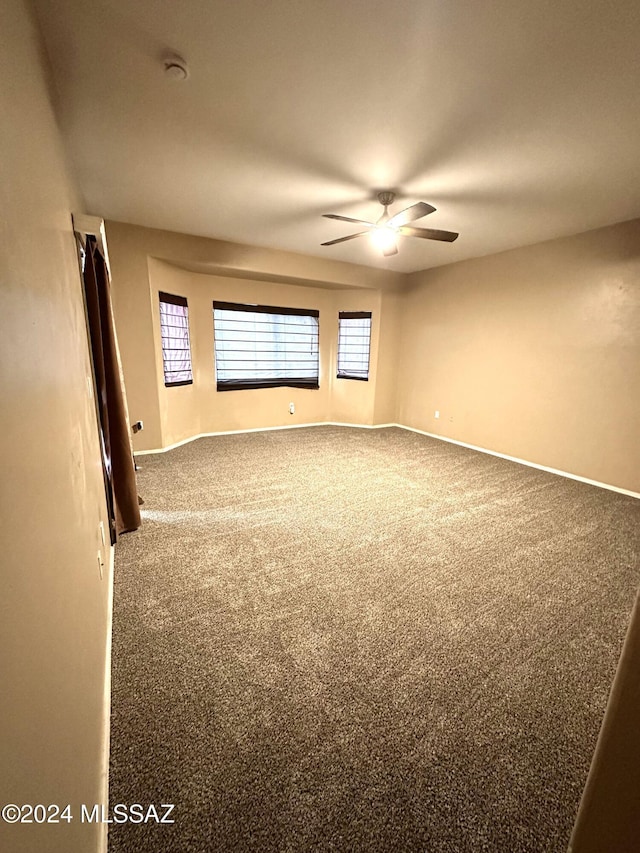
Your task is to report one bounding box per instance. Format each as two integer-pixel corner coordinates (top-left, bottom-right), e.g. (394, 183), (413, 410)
(99, 543), (115, 853)
(331, 422), (397, 430)
(134, 421), (396, 456)
(394, 423), (640, 500)
(133, 421), (639, 500)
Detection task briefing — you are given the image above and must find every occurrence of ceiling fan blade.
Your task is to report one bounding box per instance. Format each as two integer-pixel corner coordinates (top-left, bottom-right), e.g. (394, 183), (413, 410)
(382, 240), (398, 257)
(398, 225), (459, 242)
(321, 231), (370, 246)
(322, 214), (375, 227)
(387, 202), (436, 227)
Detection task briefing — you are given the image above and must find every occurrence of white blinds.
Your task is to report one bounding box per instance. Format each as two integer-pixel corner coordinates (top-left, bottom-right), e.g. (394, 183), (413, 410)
(213, 301), (319, 390)
(159, 292), (193, 386)
(337, 311), (372, 380)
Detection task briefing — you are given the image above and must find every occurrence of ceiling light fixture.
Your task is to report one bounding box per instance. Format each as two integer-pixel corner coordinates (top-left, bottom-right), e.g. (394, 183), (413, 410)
(369, 191), (397, 254)
(321, 191), (459, 257)
(370, 224), (398, 253)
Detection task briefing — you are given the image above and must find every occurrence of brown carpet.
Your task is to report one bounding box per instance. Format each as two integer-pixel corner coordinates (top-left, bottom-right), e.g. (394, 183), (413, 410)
(108, 426), (640, 852)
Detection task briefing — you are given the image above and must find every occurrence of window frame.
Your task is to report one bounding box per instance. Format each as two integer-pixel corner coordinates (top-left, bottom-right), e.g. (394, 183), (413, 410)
(212, 300), (320, 392)
(336, 310), (372, 382)
(158, 291), (194, 388)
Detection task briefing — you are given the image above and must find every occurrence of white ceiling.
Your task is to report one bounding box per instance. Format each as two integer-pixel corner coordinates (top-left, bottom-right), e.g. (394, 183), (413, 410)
(34, 0), (640, 274)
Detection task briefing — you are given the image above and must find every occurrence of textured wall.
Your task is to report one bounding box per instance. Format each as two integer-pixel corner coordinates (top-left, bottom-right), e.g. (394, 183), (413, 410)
(398, 219), (640, 493)
(373, 291), (401, 425)
(149, 261), (335, 446)
(109, 218), (640, 491)
(0, 2), (111, 851)
(106, 224), (400, 450)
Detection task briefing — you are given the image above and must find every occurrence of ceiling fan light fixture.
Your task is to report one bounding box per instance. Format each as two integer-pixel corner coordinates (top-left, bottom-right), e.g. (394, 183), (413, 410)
(320, 191), (458, 255)
(370, 225), (397, 253)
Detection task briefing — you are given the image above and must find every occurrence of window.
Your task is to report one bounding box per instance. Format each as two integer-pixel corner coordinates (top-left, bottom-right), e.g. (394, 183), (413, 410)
(213, 301), (319, 391)
(159, 291), (193, 386)
(337, 311), (372, 381)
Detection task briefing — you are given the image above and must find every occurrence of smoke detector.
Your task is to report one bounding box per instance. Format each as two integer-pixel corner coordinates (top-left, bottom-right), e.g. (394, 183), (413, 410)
(163, 53), (189, 81)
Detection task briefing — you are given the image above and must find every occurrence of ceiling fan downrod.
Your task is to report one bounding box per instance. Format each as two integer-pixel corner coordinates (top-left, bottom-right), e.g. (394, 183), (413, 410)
(376, 191), (395, 225)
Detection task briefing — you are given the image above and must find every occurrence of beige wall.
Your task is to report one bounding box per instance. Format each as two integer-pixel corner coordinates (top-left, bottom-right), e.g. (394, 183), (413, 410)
(329, 289), (382, 425)
(569, 593), (640, 851)
(3, 4), (637, 848)
(149, 261), (334, 446)
(373, 291), (401, 425)
(0, 2), (111, 852)
(106, 223), (400, 450)
(102, 224), (164, 448)
(108, 217), (640, 494)
(398, 219), (640, 493)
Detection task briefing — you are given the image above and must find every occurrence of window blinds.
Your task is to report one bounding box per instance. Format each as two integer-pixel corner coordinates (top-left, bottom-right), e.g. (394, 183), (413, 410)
(213, 301), (319, 391)
(337, 311), (372, 380)
(159, 292), (193, 386)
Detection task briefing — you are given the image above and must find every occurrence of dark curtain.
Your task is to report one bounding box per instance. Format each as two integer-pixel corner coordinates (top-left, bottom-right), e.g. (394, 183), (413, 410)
(83, 235), (141, 539)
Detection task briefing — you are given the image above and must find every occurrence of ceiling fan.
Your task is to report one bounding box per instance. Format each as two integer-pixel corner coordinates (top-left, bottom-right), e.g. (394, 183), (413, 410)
(321, 191), (459, 257)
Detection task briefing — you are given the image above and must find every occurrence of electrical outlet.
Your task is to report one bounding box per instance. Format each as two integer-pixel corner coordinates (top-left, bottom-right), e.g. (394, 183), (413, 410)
(289, 402), (295, 415)
(434, 410), (440, 419)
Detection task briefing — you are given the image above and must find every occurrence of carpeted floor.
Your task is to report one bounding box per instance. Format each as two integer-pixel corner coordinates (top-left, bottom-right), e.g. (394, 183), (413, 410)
(108, 426), (640, 852)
